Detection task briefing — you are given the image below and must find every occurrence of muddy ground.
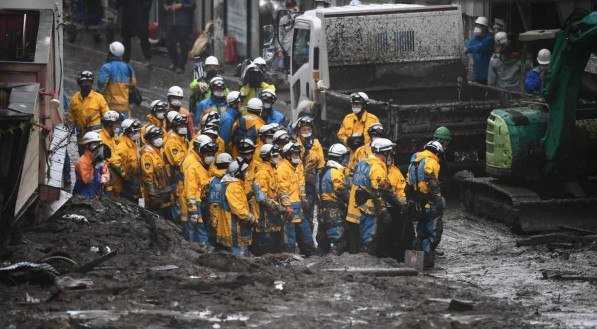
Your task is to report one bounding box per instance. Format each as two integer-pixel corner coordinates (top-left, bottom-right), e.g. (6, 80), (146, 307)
(1, 197), (596, 328)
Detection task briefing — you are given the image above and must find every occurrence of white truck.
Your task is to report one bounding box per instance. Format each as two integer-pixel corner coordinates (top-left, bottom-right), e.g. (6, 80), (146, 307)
(281, 4), (505, 171)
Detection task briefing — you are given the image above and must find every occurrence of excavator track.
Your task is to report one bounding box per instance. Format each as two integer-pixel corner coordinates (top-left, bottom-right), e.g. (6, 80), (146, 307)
(461, 177), (597, 232)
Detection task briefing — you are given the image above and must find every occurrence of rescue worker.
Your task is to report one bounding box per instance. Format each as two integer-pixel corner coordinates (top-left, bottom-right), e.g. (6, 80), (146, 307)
(189, 55), (224, 110)
(97, 42), (136, 118)
(201, 111), (221, 131)
(254, 123), (281, 163)
(166, 85), (196, 139)
(74, 132), (110, 197)
(337, 92), (380, 159)
(163, 112), (190, 223)
(488, 32), (521, 92)
(378, 150), (412, 260)
(277, 142), (316, 254)
(202, 152), (233, 248)
(525, 49), (551, 95)
(349, 123), (385, 170)
(465, 17), (494, 84)
(112, 119), (142, 202)
(295, 116), (325, 230)
(240, 64), (276, 102)
(98, 110), (122, 195)
(407, 141), (444, 269)
(252, 144), (286, 255)
(219, 158), (259, 255)
(141, 100), (168, 144)
(141, 125), (177, 221)
(272, 130), (291, 151)
(69, 70), (110, 156)
(315, 0), (331, 8)
(346, 138), (395, 254)
(230, 98), (265, 157)
(219, 91), (243, 146)
(315, 143), (350, 254)
(182, 135), (218, 246)
(194, 77), (228, 130)
(202, 124), (225, 156)
(259, 90), (287, 125)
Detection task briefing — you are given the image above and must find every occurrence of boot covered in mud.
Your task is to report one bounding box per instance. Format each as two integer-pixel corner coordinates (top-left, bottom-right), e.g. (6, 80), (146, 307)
(423, 251), (435, 269)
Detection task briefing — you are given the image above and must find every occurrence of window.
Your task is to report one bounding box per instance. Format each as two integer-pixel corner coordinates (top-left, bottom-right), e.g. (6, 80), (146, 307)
(292, 28), (310, 75)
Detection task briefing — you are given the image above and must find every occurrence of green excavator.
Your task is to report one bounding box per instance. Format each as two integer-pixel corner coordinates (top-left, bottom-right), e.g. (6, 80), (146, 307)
(462, 11), (597, 232)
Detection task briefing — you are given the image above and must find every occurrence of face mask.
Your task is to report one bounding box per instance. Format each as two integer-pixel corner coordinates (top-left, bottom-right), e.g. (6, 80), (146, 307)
(213, 90), (224, 97)
(114, 127), (122, 135)
(156, 112), (165, 120)
(301, 132), (312, 138)
(265, 137), (273, 144)
(170, 99), (182, 108)
(292, 158), (301, 164)
(270, 156), (280, 165)
(204, 156), (215, 166)
(152, 137), (163, 148)
(177, 127), (188, 135)
(473, 27), (482, 35)
(80, 85), (92, 96)
(131, 132), (140, 141)
(241, 154), (253, 162)
(263, 103), (272, 109)
(352, 106), (362, 114)
(206, 70), (217, 80)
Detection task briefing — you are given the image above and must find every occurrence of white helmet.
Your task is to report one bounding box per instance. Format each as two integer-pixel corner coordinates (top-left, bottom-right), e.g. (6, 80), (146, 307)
(371, 138), (396, 153)
(259, 123), (279, 135)
(82, 131), (102, 144)
(205, 56), (219, 66)
(166, 111), (179, 125)
(272, 130), (290, 143)
(253, 57), (267, 66)
(150, 100), (162, 108)
(167, 86), (184, 98)
(109, 41), (125, 57)
(424, 140), (444, 154)
(537, 49), (551, 65)
(216, 152), (233, 165)
(328, 143), (349, 157)
(194, 134), (213, 148)
(350, 92), (369, 105)
(246, 98), (263, 113)
(101, 110), (120, 123)
(474, 16), (489, 28)
(227, 157), (249, 176)
(202, 126), (219, 137)
(226, 90), (242, 105)
(494, 32), (508, 45)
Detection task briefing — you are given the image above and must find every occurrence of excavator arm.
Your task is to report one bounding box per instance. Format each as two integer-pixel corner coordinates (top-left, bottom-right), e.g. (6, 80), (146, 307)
(541, 12), (597, 171)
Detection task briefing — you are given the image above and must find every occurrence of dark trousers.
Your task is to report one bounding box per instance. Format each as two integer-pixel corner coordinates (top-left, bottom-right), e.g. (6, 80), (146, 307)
(166, 25), (191, 70)
(122, 36), (152, 62)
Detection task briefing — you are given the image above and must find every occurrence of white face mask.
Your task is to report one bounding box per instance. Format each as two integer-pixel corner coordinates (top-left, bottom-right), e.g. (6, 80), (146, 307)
(204, 156), (215, 165)
(213, 90), (224, 97)
(291, 155), (301, 164)
(131, 132), (140, 141)
(152, 137), (163, 148)
(270, 156), (280, 165)
(265, 137), (274, 144)
(263, 103), (272, 109)
(473, 27), (482, 35)
(352, 106), (362, 114)
(301, 132), (312, 138)
(177, 127), (188, 135)
(170, 99), (182, 108)
(156, 112), (165, 120)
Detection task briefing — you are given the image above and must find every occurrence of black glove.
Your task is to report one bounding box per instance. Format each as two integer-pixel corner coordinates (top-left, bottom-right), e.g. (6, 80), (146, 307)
(354, 188), (372, 207)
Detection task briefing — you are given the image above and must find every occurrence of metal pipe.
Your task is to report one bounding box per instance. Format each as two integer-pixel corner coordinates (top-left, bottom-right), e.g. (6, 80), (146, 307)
(22, 13), (27, 58)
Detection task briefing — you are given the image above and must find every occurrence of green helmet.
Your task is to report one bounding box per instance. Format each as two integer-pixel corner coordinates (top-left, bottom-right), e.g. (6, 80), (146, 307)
(433, 126), (452, 140)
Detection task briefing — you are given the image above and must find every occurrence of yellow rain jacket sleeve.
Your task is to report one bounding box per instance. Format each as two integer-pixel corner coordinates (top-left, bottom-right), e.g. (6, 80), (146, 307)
(387, 164), (406, 201)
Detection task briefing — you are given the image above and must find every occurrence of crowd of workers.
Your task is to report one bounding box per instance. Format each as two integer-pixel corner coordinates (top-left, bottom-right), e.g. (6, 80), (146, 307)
(465, 16), (552, 95)
(68, 39), (448, 268)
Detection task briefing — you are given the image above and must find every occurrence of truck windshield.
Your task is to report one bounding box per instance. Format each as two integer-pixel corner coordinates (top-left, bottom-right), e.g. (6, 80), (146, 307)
(292, 27), (310, 75)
